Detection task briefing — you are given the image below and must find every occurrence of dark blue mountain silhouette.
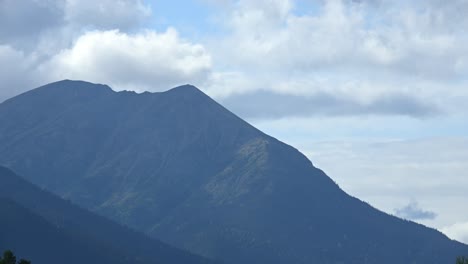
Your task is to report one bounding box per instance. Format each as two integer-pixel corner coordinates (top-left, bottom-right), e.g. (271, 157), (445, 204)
(0, 80), (466, 264)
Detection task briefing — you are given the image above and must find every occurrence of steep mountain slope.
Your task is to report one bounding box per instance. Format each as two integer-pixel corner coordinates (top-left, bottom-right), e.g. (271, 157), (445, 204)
(0, 166), (215, 264)
(0, 80), (466, 263)
(0, 197), (128, 264)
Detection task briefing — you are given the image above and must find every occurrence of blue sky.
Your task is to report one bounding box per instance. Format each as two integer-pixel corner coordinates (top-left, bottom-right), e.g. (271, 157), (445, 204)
(146, 1), (215, 34)
(147, 0), (321, 34)
(0, 0), (467, 243)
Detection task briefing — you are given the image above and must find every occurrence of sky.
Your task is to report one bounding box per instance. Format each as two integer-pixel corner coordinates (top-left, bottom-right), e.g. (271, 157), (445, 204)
(0, 0), (467, 243)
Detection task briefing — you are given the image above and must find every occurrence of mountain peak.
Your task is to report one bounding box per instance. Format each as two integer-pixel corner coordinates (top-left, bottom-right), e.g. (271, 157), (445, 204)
(42, 79), (113, 92)
(159, 84), (217, 106)
(169, 84), (200, 91)
(165, 84), (206, 97)
(10, 80), (114, 103)
(1, 80), (467, 264)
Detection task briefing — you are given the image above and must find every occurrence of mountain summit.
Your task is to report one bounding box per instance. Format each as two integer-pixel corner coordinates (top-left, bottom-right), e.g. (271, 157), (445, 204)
(0, 80), (466, 264)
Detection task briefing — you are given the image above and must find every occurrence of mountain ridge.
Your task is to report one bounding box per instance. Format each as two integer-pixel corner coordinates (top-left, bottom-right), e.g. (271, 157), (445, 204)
(0, 165), (216, 264)
(0, 80), (466, 264)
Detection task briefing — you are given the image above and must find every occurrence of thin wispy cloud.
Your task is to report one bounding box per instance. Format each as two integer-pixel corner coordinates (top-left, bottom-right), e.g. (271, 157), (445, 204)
(221, 90), (440, 118)
(395, 201), (437, 221)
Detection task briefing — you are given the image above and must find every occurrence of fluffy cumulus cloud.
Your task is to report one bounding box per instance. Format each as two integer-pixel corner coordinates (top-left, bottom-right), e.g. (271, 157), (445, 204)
(41, 29), (211, 91)
(213, 0), (468, 79)
(0, 0), (209, 101)
(203, 0), (468, 118)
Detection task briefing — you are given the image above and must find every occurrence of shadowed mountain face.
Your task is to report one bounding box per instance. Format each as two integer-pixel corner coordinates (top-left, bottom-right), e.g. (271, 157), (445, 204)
(0, 80), (466, 263)
(0, 166), (215, 264)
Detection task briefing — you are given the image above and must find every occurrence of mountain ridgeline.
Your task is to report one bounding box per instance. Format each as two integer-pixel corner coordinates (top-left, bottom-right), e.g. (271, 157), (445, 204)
(0, 80), (466, 264)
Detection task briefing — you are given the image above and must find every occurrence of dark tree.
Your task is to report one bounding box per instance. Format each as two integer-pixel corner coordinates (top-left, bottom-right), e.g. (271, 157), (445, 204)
(457, 256), (468, 264)
(0, 251), (31, 264)
(1, 250), (16, 264)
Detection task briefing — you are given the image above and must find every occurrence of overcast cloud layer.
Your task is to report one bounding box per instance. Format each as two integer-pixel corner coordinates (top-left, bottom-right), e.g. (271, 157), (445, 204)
(0, 0), (467, 243)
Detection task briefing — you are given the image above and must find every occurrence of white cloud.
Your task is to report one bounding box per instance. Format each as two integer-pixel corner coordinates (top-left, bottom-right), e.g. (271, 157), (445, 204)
(202, 71), (256, 98)
(64, 0), (151, 30)
(40, 29), (212, 92)
(0, 0), (213, 100)
(442, 222), (468, 244)
(0, 0), (151, 50)
(0, 0), (188, 100)
(0, 45), (39, 101)
(204, 0), (468, 115)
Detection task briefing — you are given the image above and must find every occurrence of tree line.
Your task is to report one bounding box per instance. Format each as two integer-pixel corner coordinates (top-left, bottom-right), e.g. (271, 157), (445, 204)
(0, 251), (30, 264)
(457, 256), (468, 264)
(1, 249), (467, 263)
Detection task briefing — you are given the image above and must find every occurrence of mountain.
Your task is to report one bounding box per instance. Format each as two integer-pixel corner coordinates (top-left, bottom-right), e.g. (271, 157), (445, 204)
(0, 197), (129, 264)
(0, 166), (215, 264)
(0, 80), (466, 263)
